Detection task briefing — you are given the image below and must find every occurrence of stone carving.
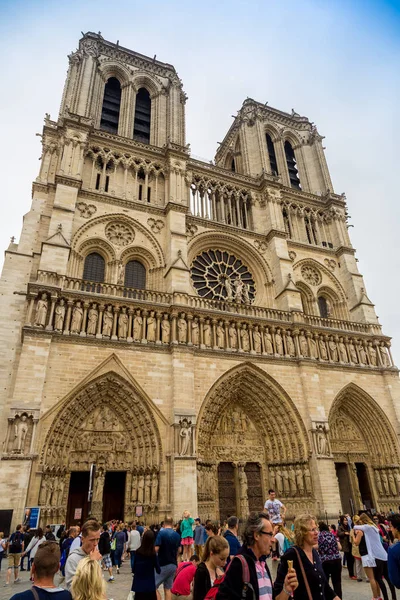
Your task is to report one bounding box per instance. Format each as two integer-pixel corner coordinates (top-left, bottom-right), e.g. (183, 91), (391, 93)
(253, 326), (262, 353)
(145, 472), (151, 505)
(375, 470), (383, 496)
(380, 470), (389, 496)
(299, 334), (308, 357)
(288, 465), (297, 496)
(304, 466), (312, 495)
(105, 222), (134, 246)
(275, 329), (284, 355)
(380, 344), (391, 367)
(71, 301), (83, 333)
(234, 277), (244, 303)
(358, 344), (367, 365)
(295, 466), (305, 496)
(319, 338), (328, 360)
(387, 470), (397, 496)
(224, 277), (233, 301)
(288, 251), (297, 261)
(161, 314), (170, 343)
(186, 223), (198, 237)
(338, 338), (348, 362)
(151, 471), (159, 504)
(54, 299), (66, 331)
(238, 466), (249, 516)
(309, 336), (318, 359)
(147, 218), (164, 234)
(34, 293), (48, 327)
(117, 260), (124, 285)
(241, 324), (250, 351)
(254, 239), (268, 253)
(203, 320), (211, 347)
(137, 473), (145, 504)
(192, 318), (199, 345)
(301, 265), (321, 286)
(313, 423), (331, 457)
(93, 468), (105, 502)
(118, 307), (128, 338)
(146, 311), (156, 342)
(87, 304), (98, 335)
(228, 323), (237, 349)
(264, 330), (274, 354)
(324, 258), (336, 271)
(178, 313), (187, 343)
(328, 338), (339, 362)
(286, 332), (295, 357)
(102, 305), (113, 336)
(348, 342), (358, 364)
(13, 414), (30, 453)
(179, 418), (192, 456)
(76, 201), (97, 218)
(133, 309), (143, 341)
(368, 343), (377, 366)
(216, 321), (225, 348)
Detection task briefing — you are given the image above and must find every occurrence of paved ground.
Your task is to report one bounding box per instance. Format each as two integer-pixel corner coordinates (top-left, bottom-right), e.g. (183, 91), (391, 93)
(0, 559), (376, 600)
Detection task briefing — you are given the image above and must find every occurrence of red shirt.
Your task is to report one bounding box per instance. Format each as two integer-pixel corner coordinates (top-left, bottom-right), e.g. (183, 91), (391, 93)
(171, 561), (197, 595)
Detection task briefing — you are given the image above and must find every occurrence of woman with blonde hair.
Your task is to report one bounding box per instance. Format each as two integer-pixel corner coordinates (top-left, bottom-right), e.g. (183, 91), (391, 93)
(193, 535), (229, 600)
(274, 514), (340, 599)
(181, 510), (195, 561)
(71, 556), (106, 600)
(273, 523), (294, 556)
(350, 515), (367, 582)
(354, 512), (395, 600)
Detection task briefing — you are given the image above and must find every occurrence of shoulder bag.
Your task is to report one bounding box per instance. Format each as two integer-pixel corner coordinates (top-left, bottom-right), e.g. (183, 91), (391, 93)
(293, 546), (312, 600)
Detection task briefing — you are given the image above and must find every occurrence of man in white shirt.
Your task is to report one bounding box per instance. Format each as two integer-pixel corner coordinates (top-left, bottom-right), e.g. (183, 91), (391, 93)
(264, 489), (286, 561)
(127, 522), (141, 573)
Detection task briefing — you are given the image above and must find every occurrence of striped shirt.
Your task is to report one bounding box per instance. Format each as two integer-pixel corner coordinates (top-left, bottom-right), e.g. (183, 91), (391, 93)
(255, 559), (273, 600)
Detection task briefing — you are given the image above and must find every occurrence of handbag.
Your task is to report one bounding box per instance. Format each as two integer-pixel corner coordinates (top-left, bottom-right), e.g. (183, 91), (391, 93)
(293, 546), (312, 600)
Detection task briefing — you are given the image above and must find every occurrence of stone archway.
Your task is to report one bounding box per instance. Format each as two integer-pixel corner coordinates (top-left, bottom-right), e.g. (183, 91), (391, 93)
(196, 363), (313, 520)
(37, 372), (163, 524)
(329, 383), (400, 513)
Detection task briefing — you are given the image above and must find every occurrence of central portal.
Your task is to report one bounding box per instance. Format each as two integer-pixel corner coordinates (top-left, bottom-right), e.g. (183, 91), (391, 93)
(103, 471), (126, 522)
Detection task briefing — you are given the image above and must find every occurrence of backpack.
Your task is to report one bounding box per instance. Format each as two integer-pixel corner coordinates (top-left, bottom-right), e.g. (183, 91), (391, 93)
(283, 536), (294, 553)
(204, 554), (254, 600)
(9, 531), (23, 553)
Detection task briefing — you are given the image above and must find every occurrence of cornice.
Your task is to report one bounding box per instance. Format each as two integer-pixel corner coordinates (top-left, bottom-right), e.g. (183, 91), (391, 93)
(92, 131), (164, 157)
(186, 215), (263, 241)
(336, 246), (356, 257)
(55, 175), (82, 189)
(79, 188), (165, 217)
(32, 182), (50, 195)
(164, 202), (188, 215)
(287, 241), (337, 256)
(265, 229), (288, 243)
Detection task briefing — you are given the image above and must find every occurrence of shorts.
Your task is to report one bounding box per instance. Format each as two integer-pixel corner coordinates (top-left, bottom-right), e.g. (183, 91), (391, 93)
(102, 554), (112, 568)
(181, 537), (194, 546)
(361, 555), (376, 568)
(8, 553), (21, 568)
(155, 563), (177, 590)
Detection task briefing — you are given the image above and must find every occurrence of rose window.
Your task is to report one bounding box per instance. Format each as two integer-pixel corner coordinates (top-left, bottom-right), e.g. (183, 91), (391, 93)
(301, 265), (321, 286)
(105, 222), (135, 246)
(191, 249), (256, 302)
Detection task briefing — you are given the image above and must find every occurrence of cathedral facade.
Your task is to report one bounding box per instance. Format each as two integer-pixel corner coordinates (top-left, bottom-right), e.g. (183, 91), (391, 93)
(1, 32), (399, 529)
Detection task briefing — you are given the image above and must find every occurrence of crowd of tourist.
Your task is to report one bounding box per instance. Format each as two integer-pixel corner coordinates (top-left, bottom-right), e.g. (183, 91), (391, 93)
(2, 489), (400, 600)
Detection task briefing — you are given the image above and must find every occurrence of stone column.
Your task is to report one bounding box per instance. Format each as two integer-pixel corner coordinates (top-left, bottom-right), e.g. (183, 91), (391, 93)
(249, 324), (255, 354)
(111, 306), (119, 340)
(156, 311), (162, 345)
(171, 312), (178, 345)
(96, 304), (105, 339)
(187, 314), (193, 346)
(127, 308), (134, 343)
(141, 310), (148, 344)
(224, 320), (230, 350)
(237, 323), (243, 352)
(199, 317), (205, 348)
(293, 329), (300, 357)
(212, 319), (218, 350)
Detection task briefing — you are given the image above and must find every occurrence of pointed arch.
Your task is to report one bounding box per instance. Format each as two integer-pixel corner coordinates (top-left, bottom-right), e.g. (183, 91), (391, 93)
(197, 363), (310, 464)
(329, 383), (400, 464)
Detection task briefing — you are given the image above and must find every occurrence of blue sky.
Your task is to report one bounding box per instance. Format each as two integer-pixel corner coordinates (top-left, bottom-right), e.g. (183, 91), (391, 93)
(1, 0), (399, 364)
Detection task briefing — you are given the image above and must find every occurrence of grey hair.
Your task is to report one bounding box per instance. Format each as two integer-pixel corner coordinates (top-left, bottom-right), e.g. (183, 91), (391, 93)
(243, 511), (270, 547)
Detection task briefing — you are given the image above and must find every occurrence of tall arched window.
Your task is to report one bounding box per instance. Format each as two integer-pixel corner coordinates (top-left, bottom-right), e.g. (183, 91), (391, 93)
(133, 88), (151, 143)
(318, 296), (329, 319)
(284, 141), (301, 189)
(100, 78), (121, 134)
(124, 260), (146, 289)
(231, 158), (236, 172)
(282, 208), (292, 238)
(83, 253), (105, 282)
(266, 134), (278, 175)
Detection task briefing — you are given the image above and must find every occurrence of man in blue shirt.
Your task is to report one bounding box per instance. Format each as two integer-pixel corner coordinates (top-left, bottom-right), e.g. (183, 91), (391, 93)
(223, 516), (241, 561)
(155, 517), (181, 600)
(388, 513), (400, 588)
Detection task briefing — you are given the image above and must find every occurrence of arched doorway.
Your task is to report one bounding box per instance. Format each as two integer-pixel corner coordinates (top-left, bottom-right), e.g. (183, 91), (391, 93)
(197, 364), (313, 521)
(329, 383), (400, 514)
(37, 372), (162, 525)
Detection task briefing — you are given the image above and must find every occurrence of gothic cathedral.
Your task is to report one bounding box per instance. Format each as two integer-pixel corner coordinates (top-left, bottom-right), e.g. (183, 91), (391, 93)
(1, 32), (399, 529)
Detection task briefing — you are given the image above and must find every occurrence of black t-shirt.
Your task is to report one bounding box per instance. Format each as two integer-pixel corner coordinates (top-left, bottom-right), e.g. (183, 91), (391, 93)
(11, 587), (72, 600)
(155, 528), (181, 566)
(9, 531), (23, 554)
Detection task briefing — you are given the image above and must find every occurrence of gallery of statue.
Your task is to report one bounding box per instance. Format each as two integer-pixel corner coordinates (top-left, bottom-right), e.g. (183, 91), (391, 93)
(1, 32), (399, 529)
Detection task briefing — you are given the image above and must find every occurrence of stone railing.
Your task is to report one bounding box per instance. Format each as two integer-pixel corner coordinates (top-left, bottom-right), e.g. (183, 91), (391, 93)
(25, 286), (395, 371)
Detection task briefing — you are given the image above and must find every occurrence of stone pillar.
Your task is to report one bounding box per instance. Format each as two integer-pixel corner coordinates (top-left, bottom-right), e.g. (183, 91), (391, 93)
(96, 304), (104, 339)
(111, 306), (119, 340)
(155, 311), (162, 345)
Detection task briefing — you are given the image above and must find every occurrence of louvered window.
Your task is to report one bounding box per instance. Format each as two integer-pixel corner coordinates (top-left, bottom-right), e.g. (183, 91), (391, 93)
(284, 141), (301, 189)
(100, 78), (121, 134)
(133, 88), (151, 143)
(266, 134), (278, 175)
(318, 296), (329, 319)
(83, 253), (105, 282)
(124, 260), (146, 289)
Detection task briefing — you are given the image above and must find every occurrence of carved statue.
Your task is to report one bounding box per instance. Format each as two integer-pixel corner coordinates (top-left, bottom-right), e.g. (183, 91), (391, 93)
(328, 339), (339, 362)
(14, 414), (29, 453)
(146, 311), (156, 342)
(315, 425), (330, 456)
(87, 304), (98, 335)
(299, 334), (308, 357)
(286, 333), (295, 357)
(288, 465), (297, 496)
(264, 330), (274, 354)
(282, 467), (290, 495)
(178, 313), (187, 343)
(253, 326), (262, 353)
(216, 321), (225, 348)
(133, 309), (143, 341)
(161, 314), (170, 343)
(275, 329), (283, 355)
(234, 277), (244, 303)
(144, 472), (151, 505)
(381, 470), (389, 495)
(93, 469), (105, 502)
(238, 467), (249, 516)
(319, 338), (328, 360)
(137, 474), (145, 504)
(117, 260), (124, 285)
(380, 344), (391, 367)
(395, 469), (400, 494)
(359, 344), (367, 365)
(224, 277), (233, 301)
(309, 336), (318, 359)
(338, 338), (348, 362)
(151, 471), (158, 504)
(46, 478), (55, 506)
(228, 323), (237, 349)
(70, 301), (83, 333)
(368, 343), (377, 366)
(295, 466), (305, 496)
(34, 293), (48, 327)
(374, 470), (383, 496)
(275, 468), (283, 496)
(192, 318), (199, 345)
(388, 471), (397, 496)
(269, 467), (276, 492)
(39, 478), (48, 505)
(54, 299), (66, 331)
(131, 473), (138, 503)
(118, 307), (128, 338)
(348, 342), (358, 364)
(102, 305), (113, 336)
(179, 419), (192, 456)
(243, 284), (251, 305)
(203, 320), (211, 347)
(304, 466), (312, 495)
(241, 324), (250, 351)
